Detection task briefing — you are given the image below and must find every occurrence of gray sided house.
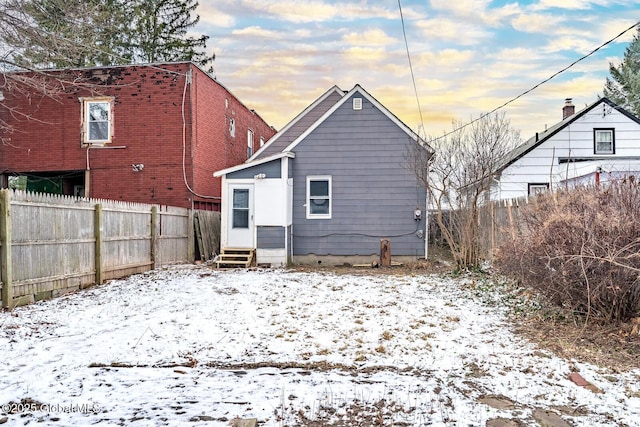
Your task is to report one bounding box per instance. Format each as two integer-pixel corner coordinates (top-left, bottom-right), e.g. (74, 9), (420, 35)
(214, 85), (432, 266)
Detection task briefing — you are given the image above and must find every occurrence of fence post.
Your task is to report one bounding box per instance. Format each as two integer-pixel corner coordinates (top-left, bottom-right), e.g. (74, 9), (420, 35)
(94, 203), (103, 284)
(188, 209), (195, 262)
(150, 206), (158, 269)
(0, 190), (13, 308)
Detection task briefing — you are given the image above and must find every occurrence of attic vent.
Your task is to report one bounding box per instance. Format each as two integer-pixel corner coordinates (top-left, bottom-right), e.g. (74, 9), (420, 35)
(353, 98), (362, 110)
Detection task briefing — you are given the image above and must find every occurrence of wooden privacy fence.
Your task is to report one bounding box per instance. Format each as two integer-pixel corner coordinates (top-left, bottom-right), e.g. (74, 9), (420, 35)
(0, 190), (220, 309)
(477, 197), (527, 259)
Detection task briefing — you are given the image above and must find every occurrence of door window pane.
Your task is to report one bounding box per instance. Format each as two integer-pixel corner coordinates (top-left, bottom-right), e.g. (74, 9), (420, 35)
(232, 189), (249, 228)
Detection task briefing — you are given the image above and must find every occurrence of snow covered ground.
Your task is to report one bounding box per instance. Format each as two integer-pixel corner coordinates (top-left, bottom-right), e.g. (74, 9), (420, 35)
(0, 265), (638, 426)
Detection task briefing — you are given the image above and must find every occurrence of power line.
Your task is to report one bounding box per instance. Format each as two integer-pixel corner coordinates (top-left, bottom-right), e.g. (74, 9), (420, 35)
(427, 21), (640, 143)
(397, 0), (425, 138)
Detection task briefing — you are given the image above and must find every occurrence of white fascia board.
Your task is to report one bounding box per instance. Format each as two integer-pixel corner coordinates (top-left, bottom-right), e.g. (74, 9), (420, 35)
(247, 86), (345, 161)
(283, 84), (424, 153)
(213, 152), (295, 177)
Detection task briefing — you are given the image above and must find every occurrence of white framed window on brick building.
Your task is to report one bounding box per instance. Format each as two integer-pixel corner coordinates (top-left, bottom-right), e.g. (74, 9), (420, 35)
(229, 118), (236, 137)
(247, 129), (254, 158)
(81, 97), (114, 145)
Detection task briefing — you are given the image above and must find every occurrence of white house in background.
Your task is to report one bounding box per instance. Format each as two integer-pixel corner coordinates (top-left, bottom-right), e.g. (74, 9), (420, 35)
(492, 97), (640, 200)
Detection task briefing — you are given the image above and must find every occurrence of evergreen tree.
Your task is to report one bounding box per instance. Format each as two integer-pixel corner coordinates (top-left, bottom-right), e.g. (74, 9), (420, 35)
(604, 27), (640, 117)
(3, 0), (214, 69)
(129, 0), (214, 67)
(10, 0), (129, 68)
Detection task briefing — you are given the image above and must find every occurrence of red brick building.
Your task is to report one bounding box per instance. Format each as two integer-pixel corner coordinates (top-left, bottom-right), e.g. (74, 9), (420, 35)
(0, 62), (275, 210)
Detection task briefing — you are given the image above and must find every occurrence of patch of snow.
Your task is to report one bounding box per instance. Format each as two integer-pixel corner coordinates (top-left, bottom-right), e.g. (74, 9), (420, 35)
(0, 266), (638, 426)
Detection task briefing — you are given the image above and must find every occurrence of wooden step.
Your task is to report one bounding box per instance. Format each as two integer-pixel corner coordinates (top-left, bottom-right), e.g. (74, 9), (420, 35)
(216, 248), (255, 269)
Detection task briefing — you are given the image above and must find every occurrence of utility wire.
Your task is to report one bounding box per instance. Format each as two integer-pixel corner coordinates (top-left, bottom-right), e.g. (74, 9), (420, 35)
(427, 20), (640, 142)
(398, 0), (425, 138)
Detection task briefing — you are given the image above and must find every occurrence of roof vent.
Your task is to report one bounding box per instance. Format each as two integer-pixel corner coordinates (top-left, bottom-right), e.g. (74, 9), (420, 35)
(353, 97), (362, 110)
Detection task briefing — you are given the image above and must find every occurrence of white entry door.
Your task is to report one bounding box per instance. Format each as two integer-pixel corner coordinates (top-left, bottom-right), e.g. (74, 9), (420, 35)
(227, 184), (254, 248)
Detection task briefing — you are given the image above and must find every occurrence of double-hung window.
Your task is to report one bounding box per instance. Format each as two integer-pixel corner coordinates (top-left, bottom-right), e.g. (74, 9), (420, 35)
(247, 129), (254, 158)
(306, 176), (331, 219)
(82, 97), (113, 145)
(594, 128), (614, 154)
(229, 118), (236, 137)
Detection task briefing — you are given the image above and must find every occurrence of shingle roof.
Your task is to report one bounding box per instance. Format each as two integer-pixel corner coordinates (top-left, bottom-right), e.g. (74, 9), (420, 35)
(496, 97), (640, 175)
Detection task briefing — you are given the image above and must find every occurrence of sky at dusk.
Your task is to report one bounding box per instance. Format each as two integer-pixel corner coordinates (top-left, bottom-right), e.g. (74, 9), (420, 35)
(193, 1), (639, 140)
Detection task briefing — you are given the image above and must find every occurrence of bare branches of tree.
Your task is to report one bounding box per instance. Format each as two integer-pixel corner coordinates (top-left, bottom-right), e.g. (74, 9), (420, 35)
(408, 111), (521, 269)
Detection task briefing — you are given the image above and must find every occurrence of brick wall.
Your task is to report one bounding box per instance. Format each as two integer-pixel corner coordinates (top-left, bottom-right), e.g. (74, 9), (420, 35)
(0, 63), (276, 209)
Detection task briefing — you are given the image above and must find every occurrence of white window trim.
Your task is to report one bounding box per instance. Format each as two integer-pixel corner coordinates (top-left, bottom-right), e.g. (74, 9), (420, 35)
(528, 183), (549, 196)
(81, 96), (114, 145)
(247, 129), (254, 158)
(306, 175), (332, 219)
(229, 118), (236, 137)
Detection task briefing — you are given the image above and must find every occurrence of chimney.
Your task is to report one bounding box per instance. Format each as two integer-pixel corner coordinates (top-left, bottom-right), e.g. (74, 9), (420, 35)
(562, 98), (575, 119)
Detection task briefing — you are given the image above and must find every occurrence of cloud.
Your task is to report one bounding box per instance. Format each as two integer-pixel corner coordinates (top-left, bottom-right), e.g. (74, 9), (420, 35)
(428, 0), (493, 16)
(343, 47), (388, 63)
(511, 13), (565, 34)
(232, 0), (400, 23)
(197, 4), (235, 28)
(528, 0), (593, 11)
(342, 29), (397, 47)
(415, 18), (490, 45)
(232, 26), (282, 39)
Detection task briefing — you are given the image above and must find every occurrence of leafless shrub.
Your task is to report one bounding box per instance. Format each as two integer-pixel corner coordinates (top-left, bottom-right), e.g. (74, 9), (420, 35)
(407, 112), (520, 270)
(494, 179), (640, 323)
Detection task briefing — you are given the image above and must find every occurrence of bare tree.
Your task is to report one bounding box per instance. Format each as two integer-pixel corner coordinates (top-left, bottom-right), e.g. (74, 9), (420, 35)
(408, 112), (521, 269)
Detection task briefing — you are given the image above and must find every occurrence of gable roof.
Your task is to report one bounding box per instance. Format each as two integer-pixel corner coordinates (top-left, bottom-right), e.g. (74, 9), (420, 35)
(284, 84), (429, 153)
(497, 97), (640, 175)
(250, 86), (345, 161)
(215, 84), (430, 177)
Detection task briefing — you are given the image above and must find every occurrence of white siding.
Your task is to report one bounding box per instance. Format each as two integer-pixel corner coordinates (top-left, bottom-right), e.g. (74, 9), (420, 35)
(496, 104), (640, 200)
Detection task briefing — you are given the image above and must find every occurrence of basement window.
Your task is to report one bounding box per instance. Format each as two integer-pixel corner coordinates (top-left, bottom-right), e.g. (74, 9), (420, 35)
(81, 97), (114, 145)
(528, 183), (549, 196)
(306, 176), (332, 219)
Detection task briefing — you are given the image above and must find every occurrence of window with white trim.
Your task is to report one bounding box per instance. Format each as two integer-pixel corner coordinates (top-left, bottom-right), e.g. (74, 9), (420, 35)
(594, 128), (614, 154)
(229, 118), (236, 137)
(306, 176), (331, 219)
(528, 183), (549, 196)
(82, 97), (113, 145)
(247, 129), (254, 158)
